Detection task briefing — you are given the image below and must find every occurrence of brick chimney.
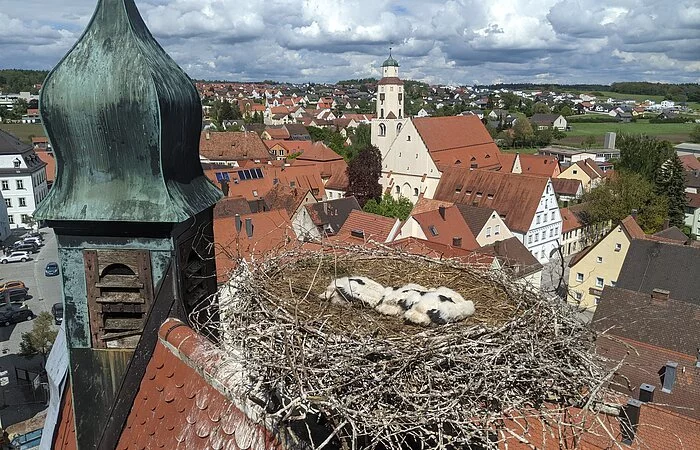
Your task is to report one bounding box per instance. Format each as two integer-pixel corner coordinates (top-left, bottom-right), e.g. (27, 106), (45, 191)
(651, 288), (670, 301)
(620, 398), (642, 445)
(452, 237), (462, 247)
(638, 383), (655, 403)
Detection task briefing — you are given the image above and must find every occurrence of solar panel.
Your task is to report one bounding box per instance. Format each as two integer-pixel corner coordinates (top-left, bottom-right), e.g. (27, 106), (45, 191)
(254, 168), (264, 178)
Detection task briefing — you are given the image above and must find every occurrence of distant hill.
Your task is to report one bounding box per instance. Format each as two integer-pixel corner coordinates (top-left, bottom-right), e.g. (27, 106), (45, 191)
(0, 69), (48, 94)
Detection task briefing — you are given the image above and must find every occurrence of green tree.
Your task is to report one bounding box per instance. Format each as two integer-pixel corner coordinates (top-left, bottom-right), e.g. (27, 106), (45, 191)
(512, 117), (534, 147)
(532, 102), (550, 114)
(19, 312), (58, 364)
(363, 194), (413, 220)
(346, 145), (382, 207)
(218, 100), (235, 121)
(690, 125), (700, 143)
(616, 134), (674, 182)
(654, 154), (688, 228)
(580, 172), (668, 233)
(559, 105), (573, 117)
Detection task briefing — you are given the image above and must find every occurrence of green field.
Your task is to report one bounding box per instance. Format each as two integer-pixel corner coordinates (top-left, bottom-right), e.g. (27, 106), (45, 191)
(556, 119), (696, 147)
(0, 123), (46, 144)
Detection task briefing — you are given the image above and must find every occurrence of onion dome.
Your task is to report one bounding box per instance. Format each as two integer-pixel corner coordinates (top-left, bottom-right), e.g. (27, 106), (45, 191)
(35, 0), (221, 223)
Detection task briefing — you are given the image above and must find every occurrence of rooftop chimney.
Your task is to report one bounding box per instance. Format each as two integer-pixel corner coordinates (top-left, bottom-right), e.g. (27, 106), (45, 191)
(235, 214), (242, 233)
(206, 130), (211, 140)
(453, 237), (462, 247)
(651, 288), (670, 301)
(661, 361), (678, 393)
(620, 398), (642, 445)
(438, 206), (446, 220)
(638, 383), (655, 403)
(631, 209), (638, 221)
(245, 218), (254, 238)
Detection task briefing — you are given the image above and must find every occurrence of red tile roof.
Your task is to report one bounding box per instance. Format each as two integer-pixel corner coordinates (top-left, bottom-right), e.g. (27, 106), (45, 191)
(264, 127), (290, 139)
(388, 237), (494, 267)
(294, 141), (343, 163)
(410, 197), (454, 215)
(516, 154), (560, 177)
(213, 210), (295, 282)
(333, 210), (398, 244)
(434, 169), (550, 233)
(679, 154), (700, 171)
(408, 205), (480, 250)
(687, 192), (700, 208)
(199, 131), (270, 161)
(412, 116), (502, 171)
(377, 77), (403, 85)
(551, 177), (582, 196)
(560, 207), (583, 233)
(117, 318), (285, 449)
(36, 149), (57, 183)
(323, 160), (349, 191)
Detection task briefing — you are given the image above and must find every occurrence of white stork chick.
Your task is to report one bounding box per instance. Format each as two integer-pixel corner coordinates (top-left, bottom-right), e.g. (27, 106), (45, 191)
(403, 286), (475, 326)
(319, 276), (386, 308)
(375, 283), (427, 317)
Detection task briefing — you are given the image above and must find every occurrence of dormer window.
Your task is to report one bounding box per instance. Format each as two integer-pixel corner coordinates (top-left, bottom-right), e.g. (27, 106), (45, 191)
(13, 158), (21, 168)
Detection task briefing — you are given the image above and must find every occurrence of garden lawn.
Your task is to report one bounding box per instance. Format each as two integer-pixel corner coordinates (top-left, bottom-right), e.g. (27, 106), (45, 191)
(0, 123), (45, 144)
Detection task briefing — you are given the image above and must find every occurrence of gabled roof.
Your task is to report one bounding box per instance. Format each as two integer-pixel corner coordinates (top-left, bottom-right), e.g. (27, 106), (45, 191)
(213, 195), (252, 218)
(294, 141), (343, 163)
(517, 154), (560, 177)
(283, 123), (309, 137)
(575, 158), (603, 179)
(616, 239), (700, 306)
(412, 116), (502, 171)
(264, 126), (290, 139)
(529, 113), (562, 125)
(199, 131), (270, 161)
(387, 237), (494, 266)
(323, 161), (349, 190)
(454, 203), (497, 236)
(410, 197), (454, 215)
(652, 226), (688, 243)
(408, 205), (480, 250)
(476, 237), (542, 277)
(551, 178), (582, 196)
(687, 192), (700, 208)
(433, 169), (549, 233)
(36, 149), (57, 183)
(304, 197), (361, 233)
(333, 210), (398, 244)
(685, 170), (700, 189)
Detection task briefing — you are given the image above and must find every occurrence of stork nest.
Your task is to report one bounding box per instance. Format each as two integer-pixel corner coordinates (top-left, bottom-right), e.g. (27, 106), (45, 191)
(192, 246), (612, 449)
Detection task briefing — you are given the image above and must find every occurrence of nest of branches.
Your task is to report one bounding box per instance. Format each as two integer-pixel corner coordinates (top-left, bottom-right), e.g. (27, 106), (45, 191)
(194, 246), (612, 449)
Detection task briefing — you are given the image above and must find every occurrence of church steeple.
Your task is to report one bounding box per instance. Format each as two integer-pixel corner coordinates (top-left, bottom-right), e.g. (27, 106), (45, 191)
(36, 2), (222, 448)
(375, 48), (404, 120)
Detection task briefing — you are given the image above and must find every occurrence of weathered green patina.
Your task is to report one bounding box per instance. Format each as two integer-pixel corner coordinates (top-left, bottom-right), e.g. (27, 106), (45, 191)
(35, 0), (221, 222)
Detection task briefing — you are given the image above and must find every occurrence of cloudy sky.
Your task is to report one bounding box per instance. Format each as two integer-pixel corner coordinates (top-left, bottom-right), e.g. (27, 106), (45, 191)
(2, 0), (699, 85)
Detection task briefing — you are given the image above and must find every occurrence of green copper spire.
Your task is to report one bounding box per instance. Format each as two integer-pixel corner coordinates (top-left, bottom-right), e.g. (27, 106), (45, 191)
(35, 0), (221, 223)
(382, 47), (400, 68)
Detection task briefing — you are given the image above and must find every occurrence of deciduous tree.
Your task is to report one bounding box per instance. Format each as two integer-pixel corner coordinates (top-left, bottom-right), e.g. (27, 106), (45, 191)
(655, 153), (688, 228)
(346, 145), (382, 207)
(616, 134), (674, 182)
(19, 312), (58, 364)
(363, 194), (413, 220)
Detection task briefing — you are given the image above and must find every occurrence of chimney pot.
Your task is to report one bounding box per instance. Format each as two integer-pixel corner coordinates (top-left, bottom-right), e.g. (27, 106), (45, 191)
(631, 209), (638, 220)
(662, 361), (678, 393)
(621, 398), (642, 445)
(206, 131), (211, 140)
(438, 206), (446, 220)
(235, 214), (242, 233)
(651, 288), (670, 301)
(639, 383), (655, 403)
(453, 237), (462, 247)
(245, 218), (253, 238)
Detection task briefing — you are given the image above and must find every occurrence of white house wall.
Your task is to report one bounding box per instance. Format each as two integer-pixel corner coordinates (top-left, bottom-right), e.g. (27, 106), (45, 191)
(474, 213), (513, 246)
(519, 179), (563, 263)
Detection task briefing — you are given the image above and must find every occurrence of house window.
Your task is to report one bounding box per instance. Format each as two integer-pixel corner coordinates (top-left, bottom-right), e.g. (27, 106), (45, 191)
(18, 198), (26, 207)
(252, 190), (258, 197)
(13, 159), (20, 168)
(595, 277), (604, 288)
(576, 273), (584, 282)
(407, 135), (411, 141)
(380, 109), (384, 119)
(395, 186), (400, 194)
(550, 229), (554, 237)
(528, 235), (532, 244)
(278, 149), (284, 156)
(379, 123), (386, 136)
(8, 216), (14, 224)
(16, 180), (24, 190)
(290, 181), (296, 188)
(536, 215), (541, 224)
(4, 199), (10, 208)
(495, 225), (500, 235)
(21, 214), (29, 223)
(596, 256), (603, 263)
(614, 243), (622, 252)
(429, 225), (438, 236)
(535, 232), (539, 242)
(543, 213), (547, 223)
(572, 170), (578, 175)
(540, 250), (545, 259)
(486, 227), (492, 237)
(413, 188), (419, 196)
(1, 180), (8, 190)
(397, 123), (402, 133)
(575, 292), (583, 301)
(551, 211), (555, 220)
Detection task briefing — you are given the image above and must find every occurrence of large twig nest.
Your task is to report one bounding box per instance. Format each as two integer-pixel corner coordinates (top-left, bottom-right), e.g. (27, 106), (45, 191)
(192, 246), (610, 449)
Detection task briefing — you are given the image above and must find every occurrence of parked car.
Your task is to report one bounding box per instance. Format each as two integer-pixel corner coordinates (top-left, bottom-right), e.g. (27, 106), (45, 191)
(0, 280), (26, 291)
(51, 303), (64, 325)
(21, 237), (43, 247)
(11, 243), (39, 254)
(0, 303), (35, 326)
(45, 262), (60, 277)
(1, 287), (29, 303)
(0, 251), (31, 264)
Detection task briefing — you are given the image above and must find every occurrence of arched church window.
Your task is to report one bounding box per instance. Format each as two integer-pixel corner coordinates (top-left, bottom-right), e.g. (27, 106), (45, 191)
(379, 123), (386, 136)
(380, 109), (384, 119)
(397, 123), (402, 133)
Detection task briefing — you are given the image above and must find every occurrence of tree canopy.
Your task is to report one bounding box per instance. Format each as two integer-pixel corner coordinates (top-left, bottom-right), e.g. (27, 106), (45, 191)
(346, 145), (382, 207)
(20, 311), (58, 363)
(616, 134), (674, 182)
(654, 153), (688, 228)
(363, 194), (413, 220)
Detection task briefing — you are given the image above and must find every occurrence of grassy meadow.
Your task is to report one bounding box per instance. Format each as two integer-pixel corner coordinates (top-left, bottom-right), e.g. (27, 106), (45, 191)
(556, 119), (696, 147)
(0, 123), (46, 144)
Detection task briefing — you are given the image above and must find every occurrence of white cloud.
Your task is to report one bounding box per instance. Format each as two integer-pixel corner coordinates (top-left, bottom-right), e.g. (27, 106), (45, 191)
(0, 0), (697, 85)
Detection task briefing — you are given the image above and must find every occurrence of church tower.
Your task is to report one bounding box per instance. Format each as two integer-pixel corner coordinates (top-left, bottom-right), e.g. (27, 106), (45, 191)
(371, 50), (408, 158)
(34, 0), (222, 447)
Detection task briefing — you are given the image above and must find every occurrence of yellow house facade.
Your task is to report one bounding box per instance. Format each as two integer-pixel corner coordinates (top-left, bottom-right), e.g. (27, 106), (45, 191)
(567, 216), (643, 310)
(557, 159), (603, 192)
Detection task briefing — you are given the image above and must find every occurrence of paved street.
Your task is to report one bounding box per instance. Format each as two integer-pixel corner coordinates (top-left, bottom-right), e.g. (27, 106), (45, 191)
(0, 227), (62, 355)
